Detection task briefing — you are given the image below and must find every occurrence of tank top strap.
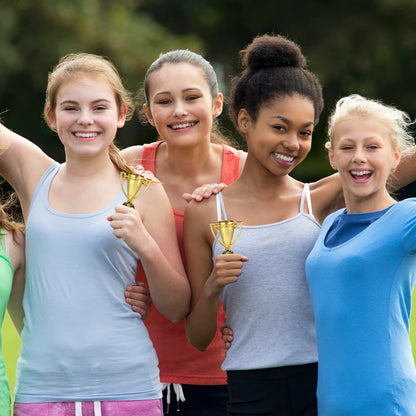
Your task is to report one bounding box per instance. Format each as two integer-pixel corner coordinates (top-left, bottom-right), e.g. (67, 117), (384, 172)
(215, 192), (229, 222)
(299, 183), (313, 216)
(140, 141), (163, 173)
(220, 145), (245, 185)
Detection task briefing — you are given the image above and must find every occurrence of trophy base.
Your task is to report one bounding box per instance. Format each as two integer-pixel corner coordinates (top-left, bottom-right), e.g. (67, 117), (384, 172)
(222, 249), (234, 254)
(123, 201), (135, 208)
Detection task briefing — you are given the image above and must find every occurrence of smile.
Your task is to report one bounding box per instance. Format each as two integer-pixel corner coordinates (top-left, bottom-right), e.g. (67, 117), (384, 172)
(74, 132), (99, 138)
(350, 170), (372, 182)
(170, 122), (197, 130)
(273, 152), (295, 163)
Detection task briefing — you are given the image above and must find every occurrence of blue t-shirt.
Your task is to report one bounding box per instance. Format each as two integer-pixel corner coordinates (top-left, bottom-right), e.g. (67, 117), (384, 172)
(306, 199), (416, 416)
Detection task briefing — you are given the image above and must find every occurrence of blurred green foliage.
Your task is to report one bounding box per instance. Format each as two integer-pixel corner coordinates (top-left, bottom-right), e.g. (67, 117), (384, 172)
(1, 0), (416, 186)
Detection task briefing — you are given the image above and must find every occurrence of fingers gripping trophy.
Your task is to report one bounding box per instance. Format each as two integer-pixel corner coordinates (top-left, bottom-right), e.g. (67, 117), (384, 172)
(210, 194), (242, 254)
(120, 170), (153, 208)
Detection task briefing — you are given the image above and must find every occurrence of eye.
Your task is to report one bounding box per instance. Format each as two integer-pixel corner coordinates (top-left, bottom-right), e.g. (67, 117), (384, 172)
(63, 106), (77, 111)
(340, 145), (353, 150)
(155, 97), (172, 105)
(273, 125), (285, 132)
(94, 105), (108, 111)
(186, 95), (200, 101)
(300, 130), (312, 139)
(368, 144), (379, 150)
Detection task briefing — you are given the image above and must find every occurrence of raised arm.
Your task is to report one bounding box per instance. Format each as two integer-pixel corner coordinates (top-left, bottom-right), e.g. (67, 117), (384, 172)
(184, 199), (247, 351)
(108, 179), (189, 323)
(0, 124), (54, 219)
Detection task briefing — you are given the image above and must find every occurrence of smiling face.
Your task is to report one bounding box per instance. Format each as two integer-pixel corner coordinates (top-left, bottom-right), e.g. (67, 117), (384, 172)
(239, 94), (315, 176)
(47, 75), (126, 159)
(143, 62), (223, 147)
(329, 116), (401, 212)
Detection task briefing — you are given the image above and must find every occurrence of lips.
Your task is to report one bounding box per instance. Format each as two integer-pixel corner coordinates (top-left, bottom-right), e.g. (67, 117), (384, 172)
(169, 121), (197, 130)
(273, 152), (295, 165)
(350, 170), (372, 182)
(73, 132), (99, 141)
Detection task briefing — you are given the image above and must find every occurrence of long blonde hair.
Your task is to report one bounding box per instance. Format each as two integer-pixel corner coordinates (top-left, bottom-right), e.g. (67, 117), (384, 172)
(44, 53), (135, 173)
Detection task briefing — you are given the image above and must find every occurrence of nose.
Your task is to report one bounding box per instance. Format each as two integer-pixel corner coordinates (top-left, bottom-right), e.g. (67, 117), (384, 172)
(173, 101), (188, 117)
(282, 132), (300, 151)
(352, 147), (367, 163)
(77, 109), (93, 125)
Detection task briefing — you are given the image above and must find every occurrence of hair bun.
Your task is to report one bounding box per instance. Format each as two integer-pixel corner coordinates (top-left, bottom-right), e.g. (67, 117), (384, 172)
(242, 35), (306, 71)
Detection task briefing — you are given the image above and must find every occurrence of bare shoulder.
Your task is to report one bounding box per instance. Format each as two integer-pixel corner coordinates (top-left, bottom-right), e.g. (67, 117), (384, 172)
(121, 145), (143, 164)
(309, 173), (345, 224)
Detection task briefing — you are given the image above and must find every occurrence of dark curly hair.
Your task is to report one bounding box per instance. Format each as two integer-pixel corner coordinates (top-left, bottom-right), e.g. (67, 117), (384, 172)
(228, 34), (324, 127)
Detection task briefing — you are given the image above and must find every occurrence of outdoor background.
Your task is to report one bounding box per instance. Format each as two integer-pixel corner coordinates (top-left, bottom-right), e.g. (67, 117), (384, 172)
(1, 0), (416, 410)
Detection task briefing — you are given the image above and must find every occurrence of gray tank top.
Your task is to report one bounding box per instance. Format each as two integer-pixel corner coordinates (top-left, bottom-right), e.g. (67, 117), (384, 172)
(214, 184), (320, 371)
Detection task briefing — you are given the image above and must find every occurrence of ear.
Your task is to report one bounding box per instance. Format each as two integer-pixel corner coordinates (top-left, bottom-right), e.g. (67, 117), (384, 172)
(117, 104), (127, 128)
(45, 107), (57, 131)
(212, 93), (224, 118)
(143, 104), (155, 127)
(392, 147), (401, 170)
(237, 108), (251, 133)
(328, 147), (337, 171)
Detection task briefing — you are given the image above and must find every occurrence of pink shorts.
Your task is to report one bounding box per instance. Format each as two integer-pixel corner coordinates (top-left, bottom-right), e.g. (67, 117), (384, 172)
(14, 399), (163, 416)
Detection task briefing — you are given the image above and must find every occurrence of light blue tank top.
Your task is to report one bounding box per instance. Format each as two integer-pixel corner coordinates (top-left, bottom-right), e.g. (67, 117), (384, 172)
(15, 163), (161, 403)
(215, 184), (320, 371)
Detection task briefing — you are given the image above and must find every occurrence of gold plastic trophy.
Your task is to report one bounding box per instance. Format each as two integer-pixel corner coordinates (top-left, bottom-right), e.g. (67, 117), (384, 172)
(210, 220), (243, 254)
(120, 172), (152, 208)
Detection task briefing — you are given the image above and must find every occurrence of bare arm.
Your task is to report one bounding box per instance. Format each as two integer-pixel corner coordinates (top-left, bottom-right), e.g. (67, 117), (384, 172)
(390, 147), (416, 190)
(0, 124), (54, 219)
(7, 230), (25, 334)
(184, 200), (247, 350)
(108, 180), (189, 323)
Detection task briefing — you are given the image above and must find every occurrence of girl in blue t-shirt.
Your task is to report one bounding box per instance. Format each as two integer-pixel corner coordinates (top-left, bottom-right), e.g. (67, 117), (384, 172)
(306, 94), (416, 415)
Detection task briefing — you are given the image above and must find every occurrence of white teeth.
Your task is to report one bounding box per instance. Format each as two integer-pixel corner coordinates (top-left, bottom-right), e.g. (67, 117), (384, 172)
(351, 170), (371, 176)
(171, 122), (195, 130)
(74, 132), (98, 138)
(274, 153), (294, 162)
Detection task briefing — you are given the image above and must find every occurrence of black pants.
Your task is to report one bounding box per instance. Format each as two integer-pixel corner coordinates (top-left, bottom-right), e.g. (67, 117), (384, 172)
(227, 363), (318, 416)
(163, 384), (228, 416)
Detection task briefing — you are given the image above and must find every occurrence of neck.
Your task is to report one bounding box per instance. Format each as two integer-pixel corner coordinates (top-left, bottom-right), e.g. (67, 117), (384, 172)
(344, 190), (396, 214)
(235, 156), (295, 198)
(63, 152), (116, 179)
(162, 140), (218, 178)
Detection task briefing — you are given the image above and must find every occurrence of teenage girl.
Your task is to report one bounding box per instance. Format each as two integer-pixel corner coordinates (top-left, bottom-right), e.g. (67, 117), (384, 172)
(306, 94), (416, 415)
(183, 35), (416, 416)
(0, 53), (188, 416)
(122, 49), (244, 416)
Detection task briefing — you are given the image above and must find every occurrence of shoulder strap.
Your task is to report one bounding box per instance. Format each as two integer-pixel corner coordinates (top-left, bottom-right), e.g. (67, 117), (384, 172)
(300, 183), (313, 215)
(220, 145), (245, 185)
(215, 192), (228, 222)
(140, 141), (164, 173)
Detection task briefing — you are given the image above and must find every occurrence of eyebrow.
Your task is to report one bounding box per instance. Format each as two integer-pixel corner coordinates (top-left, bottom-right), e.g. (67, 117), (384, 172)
(59, 99), (112, 106)
(271, 115), (314, 128)
(153, 87), (202, 97)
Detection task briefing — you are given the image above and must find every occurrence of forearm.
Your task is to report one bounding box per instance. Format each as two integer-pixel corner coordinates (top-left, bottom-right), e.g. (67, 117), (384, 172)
(139, 237), (190, 323)
(185, 289), (219, 351)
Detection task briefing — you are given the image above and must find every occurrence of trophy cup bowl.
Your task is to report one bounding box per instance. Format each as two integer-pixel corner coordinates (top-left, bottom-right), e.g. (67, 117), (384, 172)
(120, 171), (152, 208)
(210, 220), (243, 254)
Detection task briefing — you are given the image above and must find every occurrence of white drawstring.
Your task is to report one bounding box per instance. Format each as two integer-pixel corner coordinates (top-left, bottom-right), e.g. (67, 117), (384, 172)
(162, 383), (186, 413)
(74, 401), (102, 416)
(94, 401), (102, 416)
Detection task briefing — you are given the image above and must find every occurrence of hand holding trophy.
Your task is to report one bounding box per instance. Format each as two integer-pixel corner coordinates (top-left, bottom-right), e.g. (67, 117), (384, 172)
(210, 220), (243, 254)
(120, 171), (153, 208)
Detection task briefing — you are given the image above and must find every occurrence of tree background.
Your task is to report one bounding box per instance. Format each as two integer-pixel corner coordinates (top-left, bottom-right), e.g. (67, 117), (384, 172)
(1, 0), (416, 405)
(1, 0), (416, 186)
